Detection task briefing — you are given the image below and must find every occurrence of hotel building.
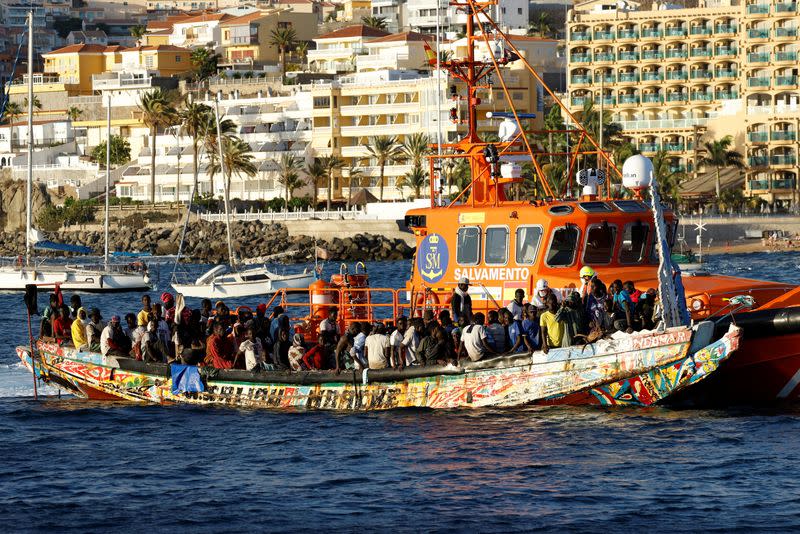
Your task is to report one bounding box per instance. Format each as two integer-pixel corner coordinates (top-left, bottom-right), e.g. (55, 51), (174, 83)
(566, 0), (800, 207)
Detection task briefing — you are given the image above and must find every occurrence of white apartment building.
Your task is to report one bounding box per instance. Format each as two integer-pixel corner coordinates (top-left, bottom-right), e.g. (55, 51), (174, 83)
(115, 91), (314, 202)
(407, 0), (529, 37)
(370, 0), (408, 34)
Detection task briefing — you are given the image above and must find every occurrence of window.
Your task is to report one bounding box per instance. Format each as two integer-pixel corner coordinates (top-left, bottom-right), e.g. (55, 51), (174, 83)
(485, 226), (509, 265)
(619, 222), (650, 264)
(517, 7), (522, 14)
(582, 223), (617, 264)
(457, 226), (481, 265)
(546, 226), (580, 267)
(516, 225), (542, 265)
(175, 55), (181, 62)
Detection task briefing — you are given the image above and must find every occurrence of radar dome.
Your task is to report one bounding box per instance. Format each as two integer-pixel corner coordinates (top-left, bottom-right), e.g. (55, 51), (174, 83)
(622, 155), (654, 191)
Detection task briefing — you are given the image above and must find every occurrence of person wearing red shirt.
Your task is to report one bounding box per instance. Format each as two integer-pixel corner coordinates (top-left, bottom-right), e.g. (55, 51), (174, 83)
(206, 322), (238, 369)
(52, 306), (73, 342)
(301, 335), (328, 370)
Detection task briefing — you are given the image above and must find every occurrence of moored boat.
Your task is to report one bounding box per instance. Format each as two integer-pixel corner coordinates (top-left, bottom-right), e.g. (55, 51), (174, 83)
(16, 324), (740, 409)
(171, 264), (317, 299)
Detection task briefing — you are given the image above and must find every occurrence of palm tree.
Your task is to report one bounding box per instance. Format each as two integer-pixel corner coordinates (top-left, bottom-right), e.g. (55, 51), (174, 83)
(529, 12), (552, 37)
(397, 165), (428, 199)
(3, 101), (22, 150)
(66, 106), (82, 122)
(321, 155), (345, 210)
(361, 16), (388, 30)
(652, 150), (684, 208)
(575, 99), (623, 165)
(614, 141), (639, 166)
(401, 132), (430, 168)
(199, 112), (237, 198)
(23, 95), (41, 111)
(190, 47), (220, 82)
(277, 153), (303, 207)
(130, 24), (146, 44)
(139, 89), (178, 203)
(304, 158), (327, 208)
(179, 100), (212, 199)
(206, 135), (257, 200)
(365, 135), (403, 201)
(344, 164), (363, 210)
(295, 41), (308, 64)
(269, 27), (297, 76)
(698, 134), (744, 198)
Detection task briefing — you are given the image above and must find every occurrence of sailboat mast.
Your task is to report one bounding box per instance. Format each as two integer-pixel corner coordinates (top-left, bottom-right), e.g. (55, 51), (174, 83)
(103, 93), (111, 268)
(24, 10), (33, 266)
(213, 99), (235, 270)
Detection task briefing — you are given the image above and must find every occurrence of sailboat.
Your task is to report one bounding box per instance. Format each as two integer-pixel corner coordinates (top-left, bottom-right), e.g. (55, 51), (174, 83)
(170, 100), (317, 299)
(0, 11), (150, 292)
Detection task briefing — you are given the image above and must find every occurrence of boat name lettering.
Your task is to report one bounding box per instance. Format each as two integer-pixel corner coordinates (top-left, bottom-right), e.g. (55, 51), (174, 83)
(453, 267), (531, 282)
(630, 330), (691, 350)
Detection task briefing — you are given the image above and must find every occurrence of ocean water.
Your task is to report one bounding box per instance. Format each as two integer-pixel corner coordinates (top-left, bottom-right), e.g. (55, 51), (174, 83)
(1, 253), (800, 532)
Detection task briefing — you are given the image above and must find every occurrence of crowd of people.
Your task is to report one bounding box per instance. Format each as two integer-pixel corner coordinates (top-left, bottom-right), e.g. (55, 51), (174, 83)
(37, 267), (659, 373)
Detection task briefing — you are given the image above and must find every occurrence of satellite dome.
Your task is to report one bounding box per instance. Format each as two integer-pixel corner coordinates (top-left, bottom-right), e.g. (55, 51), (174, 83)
(622, 155), (654, 191)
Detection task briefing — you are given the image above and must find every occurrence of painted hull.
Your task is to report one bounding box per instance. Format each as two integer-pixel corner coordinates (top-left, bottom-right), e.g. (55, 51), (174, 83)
(16, 326), (740, 410)
(0, 265), (149, 292)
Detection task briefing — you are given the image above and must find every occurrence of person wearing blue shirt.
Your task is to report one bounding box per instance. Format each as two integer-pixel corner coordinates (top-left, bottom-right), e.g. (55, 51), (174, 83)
(503, 309), (528, 354)
(610, 279), (634, 333)
(521, 304), (541, 350)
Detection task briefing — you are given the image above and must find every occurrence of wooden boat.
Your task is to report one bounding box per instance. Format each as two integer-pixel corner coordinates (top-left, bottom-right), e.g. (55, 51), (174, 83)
(16, 324), (740, 409)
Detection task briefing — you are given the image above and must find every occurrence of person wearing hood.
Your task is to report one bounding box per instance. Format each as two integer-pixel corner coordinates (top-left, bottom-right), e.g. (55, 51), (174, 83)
(451, 277), (473, 323)
(161, 292), (176, 325)
(288, 333), (306, 371)
(71, 307), (89, 351)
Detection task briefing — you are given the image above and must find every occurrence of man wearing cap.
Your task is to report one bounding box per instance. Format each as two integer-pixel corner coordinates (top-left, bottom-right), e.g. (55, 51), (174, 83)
(451, 277), (473, 323)
(531, 279), (561, 309)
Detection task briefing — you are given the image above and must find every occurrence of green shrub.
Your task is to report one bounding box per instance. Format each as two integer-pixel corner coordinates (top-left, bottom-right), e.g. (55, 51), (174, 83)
(36, 196), (96, 230)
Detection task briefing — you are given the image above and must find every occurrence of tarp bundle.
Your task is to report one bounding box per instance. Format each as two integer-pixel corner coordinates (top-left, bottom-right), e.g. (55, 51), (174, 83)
(33, 241), (92, 254)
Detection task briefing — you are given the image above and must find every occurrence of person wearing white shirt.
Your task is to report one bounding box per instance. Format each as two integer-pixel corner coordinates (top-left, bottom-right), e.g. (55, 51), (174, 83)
(460, 312), (495, 362)
(364, 323), (391, 369)
(531, 279), (562, 309)
(238, 327), (266, 371)
(319, 308), (339, 341)
(401, 318), (422, 366)
(506, 288), (526, 321)
(389, 317), (407, 368)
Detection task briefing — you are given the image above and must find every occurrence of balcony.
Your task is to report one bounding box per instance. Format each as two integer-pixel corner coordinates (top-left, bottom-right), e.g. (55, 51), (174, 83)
(642, 29), (662, 38)
(715, 70), (738, 79)
(618, 94), (639, 104)
(666, 93), (689, 102)
(571, 32), (591, 41)
(642, 72), (663, 81)
(571, 97), (587, 107)
(748, 77), (771, 87)
(593, 31), (614, 40)
(642, 94), (663, 103)
(690, 70), (712, 79)
(639, 143), (659, 152)
(748, 52), (770, 63)
(715, 48), (737, 57)
(748, 179), (770, 190)
(776, 76), (799, 86)
(746, 4), (770, 14)
(617, 118), (708, 129)
(749, 156), (769, 166)
(772, 178), (796, 189)
(618, 30), (638, 39)
(666, 71), (688, 80)
(749, 132), (769, 142)
(571, 75), (592, 84)
(594, 96), (616, 105)
(775, 28), (798, 38)
(598, 75), (615, 83)
(571, 54), (591, 63)
(748, 29), (770, 39)
(771, 155), (796, 165)
(665, 27), (686, 37)
(689, 48), (712, 58)
(715, 25), (737, 34)
(92, 73), (154, 90)
(775, 52), (798, 62)
(665, 49), (687, 59)
(716, 91), (738, 100)
(771, 131), (797, 141)
(664, 143), (685, 152)
(775, 2), (797, 11)
(691, 93), (713, 101)
(618, 72), (639, 83)
(594, 52), (615, 62)
(618, 52), (639, 61)
(690, 27), (711, 36)
(642, 51), (664, 61)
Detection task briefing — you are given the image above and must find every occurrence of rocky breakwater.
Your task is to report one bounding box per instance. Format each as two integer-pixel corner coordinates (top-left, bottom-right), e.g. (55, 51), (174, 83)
(0, 220), (415, 263)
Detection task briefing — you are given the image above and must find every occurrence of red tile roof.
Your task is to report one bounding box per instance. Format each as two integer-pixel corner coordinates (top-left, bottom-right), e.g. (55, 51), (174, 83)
(175, 12), (232, 25)
(316, 24), (390, 40)
(42, 43), (112, 55)
(220, 11), (267, 26)
(368, 31), (429, 44)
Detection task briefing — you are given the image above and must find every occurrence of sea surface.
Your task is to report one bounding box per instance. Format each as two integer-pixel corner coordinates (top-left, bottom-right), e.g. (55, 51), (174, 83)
(1, 253), (800, 532)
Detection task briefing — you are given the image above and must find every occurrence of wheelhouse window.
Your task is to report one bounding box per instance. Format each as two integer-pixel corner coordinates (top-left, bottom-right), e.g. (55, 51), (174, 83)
(456, 226), (481, 265)
(619, 222), (650, 264)
(546, 226), (580, 267)
(515, 225), (543, 265)
(582, 223), (617, 264)
(485, 226), (509, 265)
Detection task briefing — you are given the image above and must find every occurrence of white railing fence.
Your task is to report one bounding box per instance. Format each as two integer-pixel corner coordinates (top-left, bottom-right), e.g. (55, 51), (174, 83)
(199, 207), (378, 222)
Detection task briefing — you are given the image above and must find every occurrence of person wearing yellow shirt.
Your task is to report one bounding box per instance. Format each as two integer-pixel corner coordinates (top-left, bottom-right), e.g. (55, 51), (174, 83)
(71, 307), (89, 351)
(137, 294), (152, 327)
(539, 293), (565, 354)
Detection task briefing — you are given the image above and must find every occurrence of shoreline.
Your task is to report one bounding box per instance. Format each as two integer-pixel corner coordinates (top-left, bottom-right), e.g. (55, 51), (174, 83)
(702, 240), (800, 256)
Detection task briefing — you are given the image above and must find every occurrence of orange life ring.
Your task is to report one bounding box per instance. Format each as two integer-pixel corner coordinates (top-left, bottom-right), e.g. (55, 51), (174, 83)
(414, 290), (440, 316)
